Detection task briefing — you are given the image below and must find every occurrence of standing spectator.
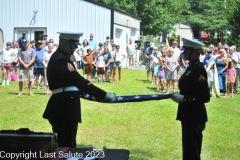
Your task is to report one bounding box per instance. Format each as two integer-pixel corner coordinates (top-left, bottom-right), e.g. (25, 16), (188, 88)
(42, 34), (48, 44)
(154, 47), (162, 58)
(208, 44), (214, 50)
(160, 47), (167, 65)
(103, 47), (112, 82)
(31, 40), (36, 49)
(34, 40), (48, 90)
(151, 52), (159, 85)
(17, 41), (36, 96)
(88, 34), (97, 50)
(96, 50), (105, 83)
(0, 42), (16, 85)
(178, 48), (187, 77)
(171, 41), (181, 61)
(227, 46), (238, 93)
(95, 43), (104, 57)
(236, 49), (240, 91)
(226, 62), (236, 98)
(212, 48), (219, 59)
(145, 43), (154, 81)
(73, 48), (81, 70)
(216, 49), (228, 96)
(165, 48), (179, 93)
(12, 41), (20, 75)
(113, 45), (126, 83)
(18, 32), (28, 50)
(42, 43), (54, 96)
(223, 44), (229, 54)
(80, 39), (91, 77)
(109, 44), (116, 82)
(218, 42), (223, 53)
(199, 50), (206, 63)
(126, 38), (138, 69)
(157, 60), (165, 92)
(92, 43), (104, 80)
(83, 49), (95, 82)
(203, 50), (216, 69)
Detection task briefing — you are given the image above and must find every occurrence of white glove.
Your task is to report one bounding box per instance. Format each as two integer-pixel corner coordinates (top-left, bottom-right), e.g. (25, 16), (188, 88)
(171, 93), (184, 103)
(104, 92), (116, 103)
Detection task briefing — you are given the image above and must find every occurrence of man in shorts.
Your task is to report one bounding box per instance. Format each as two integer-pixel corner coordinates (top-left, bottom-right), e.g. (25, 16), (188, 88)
(17, 41), (36, 96)
(34, 40), (48, 89)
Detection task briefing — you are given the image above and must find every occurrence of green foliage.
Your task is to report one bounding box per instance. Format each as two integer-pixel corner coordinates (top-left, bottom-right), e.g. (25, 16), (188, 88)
(95, 0), (240, 46)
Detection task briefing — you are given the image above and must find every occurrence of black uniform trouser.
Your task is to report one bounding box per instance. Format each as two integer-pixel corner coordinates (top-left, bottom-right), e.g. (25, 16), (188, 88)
(49, 119), (78, 148)
(181, 122), (206, 160)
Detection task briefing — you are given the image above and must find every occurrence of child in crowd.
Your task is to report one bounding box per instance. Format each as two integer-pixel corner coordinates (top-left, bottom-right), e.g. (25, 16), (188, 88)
(226, 62), (236, 98)
(207, 64), (215, 97)
(96, 50), (105, 83)
(151, 53), (159, 85)
(83, 49), (95, 82)
(157, 60), (165, 92)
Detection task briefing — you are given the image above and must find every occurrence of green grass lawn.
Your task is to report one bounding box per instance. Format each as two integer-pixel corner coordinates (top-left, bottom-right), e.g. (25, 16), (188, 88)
(0, 69), (240, 160)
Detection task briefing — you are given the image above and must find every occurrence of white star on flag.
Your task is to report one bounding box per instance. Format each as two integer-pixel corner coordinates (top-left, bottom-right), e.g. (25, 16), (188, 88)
(134, 95), (141, 99)
(117, 96), (123, 101)
(85, 94), (90, 98)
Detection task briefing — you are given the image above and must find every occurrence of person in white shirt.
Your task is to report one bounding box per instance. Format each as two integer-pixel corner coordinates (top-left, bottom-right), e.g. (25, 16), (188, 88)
(96, 50), (105, 83)
(43, 43), (54, 95)
(0, 42), (16, 85)
(126, 38), (138, 69)
(113, 45), (126, 83)
(228, 45), (239, 93)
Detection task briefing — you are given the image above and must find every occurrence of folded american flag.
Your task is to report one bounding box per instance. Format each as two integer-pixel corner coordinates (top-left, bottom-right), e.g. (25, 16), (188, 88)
(81, 92), (172, 103)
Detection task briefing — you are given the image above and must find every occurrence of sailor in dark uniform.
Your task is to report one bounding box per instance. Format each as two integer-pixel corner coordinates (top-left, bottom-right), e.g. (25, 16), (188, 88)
(171, 38), (210, 160)
(43, 31), (116, 147)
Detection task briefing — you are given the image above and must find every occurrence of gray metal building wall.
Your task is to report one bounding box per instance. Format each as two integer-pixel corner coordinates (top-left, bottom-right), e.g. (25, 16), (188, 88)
(0, 0), (111, 45)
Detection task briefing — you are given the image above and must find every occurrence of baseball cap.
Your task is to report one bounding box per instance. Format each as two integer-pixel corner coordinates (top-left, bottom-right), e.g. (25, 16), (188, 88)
(223, 44), (229, 48)
(37, 40), (43, 44)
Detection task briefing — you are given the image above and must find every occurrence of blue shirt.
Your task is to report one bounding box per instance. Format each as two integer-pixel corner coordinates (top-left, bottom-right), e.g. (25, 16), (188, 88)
(18, 37), (27, 50)
(34, 48), (47, 68)
(203, 56), (216, 67)
(88, 39), (97, 49)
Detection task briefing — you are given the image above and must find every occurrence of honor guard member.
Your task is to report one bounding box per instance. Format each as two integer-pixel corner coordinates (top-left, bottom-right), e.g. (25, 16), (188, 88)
(43, 31), (116, 147)
(171, 38), (210, 160)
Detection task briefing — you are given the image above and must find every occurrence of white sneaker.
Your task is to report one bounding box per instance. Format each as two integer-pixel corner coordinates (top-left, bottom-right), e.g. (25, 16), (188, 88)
(6, 80), (9, 86)
(2, 80), (5, 86)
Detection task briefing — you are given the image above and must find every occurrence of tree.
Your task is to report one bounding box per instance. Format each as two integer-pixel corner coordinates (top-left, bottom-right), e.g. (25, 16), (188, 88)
(95, 0), (189, 35)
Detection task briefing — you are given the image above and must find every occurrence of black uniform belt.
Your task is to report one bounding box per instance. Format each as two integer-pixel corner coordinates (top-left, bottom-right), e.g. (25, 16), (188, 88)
(52, 86), (79, 94)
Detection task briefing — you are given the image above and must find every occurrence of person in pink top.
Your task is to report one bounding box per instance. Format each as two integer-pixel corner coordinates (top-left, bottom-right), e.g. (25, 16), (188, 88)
(226, 61), (236, 98)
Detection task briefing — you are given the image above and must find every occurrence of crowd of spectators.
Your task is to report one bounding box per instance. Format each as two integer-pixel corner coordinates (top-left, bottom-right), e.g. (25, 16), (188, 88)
(144, 41), (240, 97)
(1, 32), (239, 97)
(0, 33), (135, 95)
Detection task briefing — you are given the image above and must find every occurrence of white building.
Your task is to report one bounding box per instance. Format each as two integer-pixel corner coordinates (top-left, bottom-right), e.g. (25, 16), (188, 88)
(173, 23), (193, 47)
(0, 0), (141, 67)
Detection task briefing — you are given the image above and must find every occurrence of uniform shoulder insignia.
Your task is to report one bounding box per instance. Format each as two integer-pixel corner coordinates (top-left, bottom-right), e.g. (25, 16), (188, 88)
(67, 63), (76, 72)
(198, 74), (206, 82)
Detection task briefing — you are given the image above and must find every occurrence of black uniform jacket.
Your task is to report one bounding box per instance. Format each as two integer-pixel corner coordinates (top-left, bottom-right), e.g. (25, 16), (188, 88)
(177, 59), (210, 123)
(43, 49), (107, 123)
